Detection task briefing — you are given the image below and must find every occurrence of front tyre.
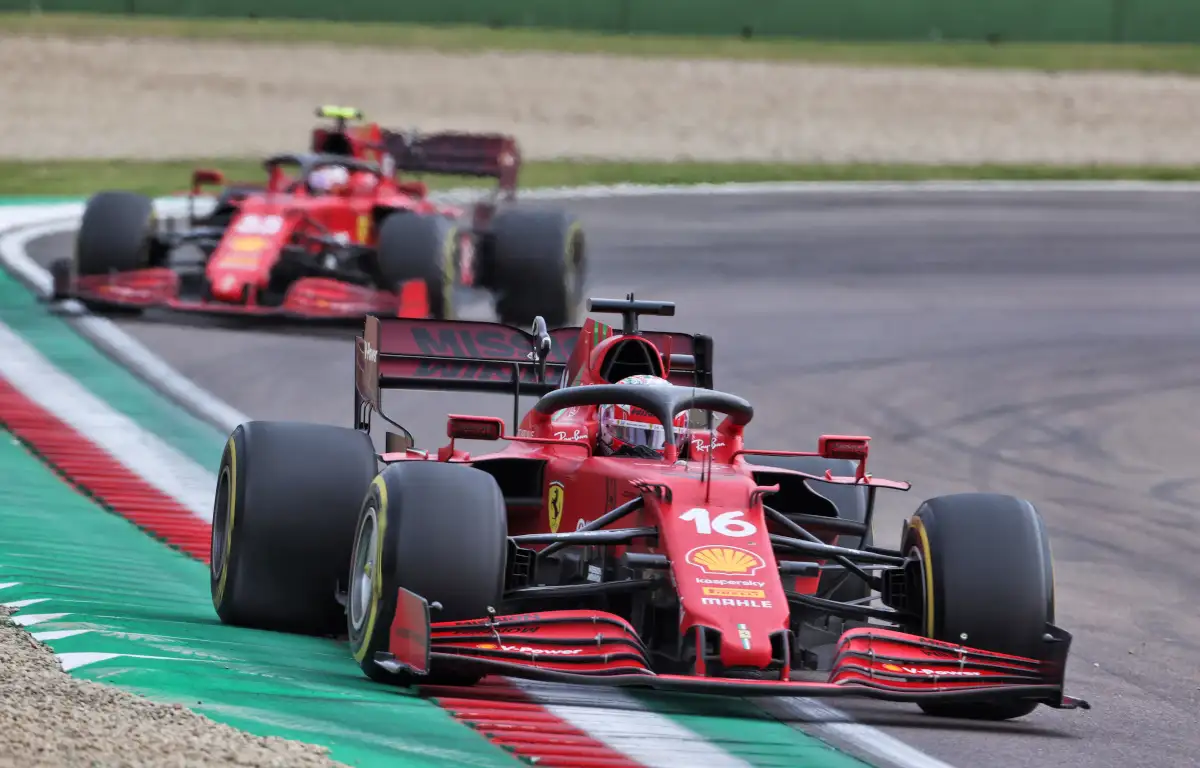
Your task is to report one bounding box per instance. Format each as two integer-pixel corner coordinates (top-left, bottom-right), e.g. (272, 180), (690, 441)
(75, 190), (156, 276)
(348, 462), (508, 686)
(903, 492), (1056, 721)
(375, 213), (458, 319)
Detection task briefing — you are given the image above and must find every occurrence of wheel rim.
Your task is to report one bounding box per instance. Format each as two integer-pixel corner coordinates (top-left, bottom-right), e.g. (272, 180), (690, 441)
(210, 467), (231, 579)
(349, 506), (379, 632)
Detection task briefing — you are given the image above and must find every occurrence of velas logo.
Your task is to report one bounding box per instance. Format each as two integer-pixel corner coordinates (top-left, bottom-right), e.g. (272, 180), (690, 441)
(685, 546), (766, 576)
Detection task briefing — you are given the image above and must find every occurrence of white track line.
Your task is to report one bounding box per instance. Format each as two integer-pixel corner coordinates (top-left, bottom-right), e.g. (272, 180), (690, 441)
(0, 320), (215, 520)
(509, 678), (754, 768)
(776, 698), (957, 768)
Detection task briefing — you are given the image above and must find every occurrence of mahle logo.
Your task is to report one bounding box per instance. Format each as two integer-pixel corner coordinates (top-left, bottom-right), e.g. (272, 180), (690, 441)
(363, 341), (378, 363)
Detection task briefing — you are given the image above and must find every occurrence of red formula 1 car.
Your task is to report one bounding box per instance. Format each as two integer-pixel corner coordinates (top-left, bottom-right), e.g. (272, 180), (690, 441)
(50, 106), (585, 327)
(210, 295), (1089, 720)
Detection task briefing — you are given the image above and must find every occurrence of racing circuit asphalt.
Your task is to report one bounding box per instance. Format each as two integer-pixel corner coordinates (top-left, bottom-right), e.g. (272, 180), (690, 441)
(28, 189), (1200, 768)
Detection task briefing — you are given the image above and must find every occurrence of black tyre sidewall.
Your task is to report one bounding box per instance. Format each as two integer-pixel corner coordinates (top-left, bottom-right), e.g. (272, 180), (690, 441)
(491, 208), (585, 328)
(376, 213), (457, 319)
(904, 492), (1055, 719)
(75, 191), (156, 276)
(348, 462), (507, 684)
(210, 421), (378, 636)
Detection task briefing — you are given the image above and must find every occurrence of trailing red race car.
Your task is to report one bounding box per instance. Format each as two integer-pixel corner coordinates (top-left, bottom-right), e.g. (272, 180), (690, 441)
(210, 295), (1089, 720)
(50, 106), (585, 327)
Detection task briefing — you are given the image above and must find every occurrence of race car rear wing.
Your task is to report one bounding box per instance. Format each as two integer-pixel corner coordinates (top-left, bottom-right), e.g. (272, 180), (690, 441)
(354, 314), (710, 433)
(382, 130), (521, 198)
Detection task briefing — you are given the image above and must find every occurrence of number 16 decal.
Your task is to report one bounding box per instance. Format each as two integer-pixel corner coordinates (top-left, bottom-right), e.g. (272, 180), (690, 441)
(679, 508), (757, 538)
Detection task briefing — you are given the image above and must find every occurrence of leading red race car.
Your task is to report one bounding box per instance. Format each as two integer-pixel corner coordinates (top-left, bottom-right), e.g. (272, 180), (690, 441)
(50, 106), (585, 328)
(210, 295), (1089, 720)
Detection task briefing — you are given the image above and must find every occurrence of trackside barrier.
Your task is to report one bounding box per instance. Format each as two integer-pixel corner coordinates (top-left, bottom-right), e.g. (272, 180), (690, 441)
(7, 0), (1200, 43)
(6, 1), (1200, 44)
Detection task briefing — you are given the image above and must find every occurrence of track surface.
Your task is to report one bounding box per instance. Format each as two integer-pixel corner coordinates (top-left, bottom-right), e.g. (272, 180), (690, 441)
(30, 190), (1200, 768)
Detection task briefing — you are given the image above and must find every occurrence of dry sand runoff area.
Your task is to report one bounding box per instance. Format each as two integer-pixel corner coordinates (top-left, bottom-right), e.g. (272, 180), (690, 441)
(0, 607), (342, 767)
(5, 34), (1200, 164)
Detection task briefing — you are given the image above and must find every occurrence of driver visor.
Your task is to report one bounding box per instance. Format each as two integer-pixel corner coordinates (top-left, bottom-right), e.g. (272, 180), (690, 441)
(608, 417), (685, 451)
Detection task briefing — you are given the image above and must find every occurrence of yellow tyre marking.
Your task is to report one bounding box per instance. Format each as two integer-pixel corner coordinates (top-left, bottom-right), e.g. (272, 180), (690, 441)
(213, 435), (237, 608)
(909, 516), (935, 639)
(352, 475), (389, 664)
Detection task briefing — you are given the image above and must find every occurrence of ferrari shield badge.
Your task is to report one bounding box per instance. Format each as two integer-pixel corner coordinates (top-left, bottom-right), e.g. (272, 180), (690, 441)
(547, 481), (565, 533)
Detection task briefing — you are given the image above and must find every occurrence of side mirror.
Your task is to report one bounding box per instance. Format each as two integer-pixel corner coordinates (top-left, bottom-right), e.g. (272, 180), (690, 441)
(191, 168), (224, 194)
(385, 428), (414, 453)
(447, 415), (504, 441)
(818, 435), (870, 462)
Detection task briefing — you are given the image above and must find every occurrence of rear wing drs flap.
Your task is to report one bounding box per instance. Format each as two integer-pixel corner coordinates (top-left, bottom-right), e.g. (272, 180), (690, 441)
(382, 130), (521, 198)
(354, 315), (710, 432)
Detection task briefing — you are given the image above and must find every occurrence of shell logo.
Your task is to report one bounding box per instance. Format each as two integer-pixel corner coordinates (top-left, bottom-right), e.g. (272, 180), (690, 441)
(475, 643), (498, 650)
(685, 546), (766, 576)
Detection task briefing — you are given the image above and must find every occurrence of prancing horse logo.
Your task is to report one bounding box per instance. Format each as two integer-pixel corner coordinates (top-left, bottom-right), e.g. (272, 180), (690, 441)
(547, 481), (565, 533)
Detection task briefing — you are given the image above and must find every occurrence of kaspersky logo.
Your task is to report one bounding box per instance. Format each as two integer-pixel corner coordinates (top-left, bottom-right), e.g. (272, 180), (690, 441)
(685, 546), (766, 576)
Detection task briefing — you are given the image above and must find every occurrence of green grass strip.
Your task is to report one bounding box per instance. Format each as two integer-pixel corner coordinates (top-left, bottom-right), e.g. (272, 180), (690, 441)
(7, 158), (1200, 198)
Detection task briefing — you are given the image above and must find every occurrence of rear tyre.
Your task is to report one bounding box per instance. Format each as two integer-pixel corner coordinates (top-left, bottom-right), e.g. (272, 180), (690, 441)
(376, 213), (458, 319)
(210, 421), (378, 636)
(903, 493), (1055, 721)
(491, 208), (585, 329)
(348, 462), (507, 686)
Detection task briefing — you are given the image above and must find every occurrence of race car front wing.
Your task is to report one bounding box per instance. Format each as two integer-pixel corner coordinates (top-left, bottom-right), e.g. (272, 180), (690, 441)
(376, 588), (1090, 710)
(49, 264), (430, 321)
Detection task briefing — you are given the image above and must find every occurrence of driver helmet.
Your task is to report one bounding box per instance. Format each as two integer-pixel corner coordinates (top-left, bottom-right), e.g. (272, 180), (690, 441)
(309, 165), (350, 194)
(598, 375), (689, 457)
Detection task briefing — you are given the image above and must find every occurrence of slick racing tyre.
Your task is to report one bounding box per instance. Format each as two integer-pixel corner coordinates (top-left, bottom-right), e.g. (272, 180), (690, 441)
(902, 493), (1056, 721)
(210, 421), (378, 636)
(376, 212), (458, 319)
(74, 190), (160, 315)
(491, 208), (585, 329)
(347, 462), (507, 686)
(76, 191), (157, 277)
